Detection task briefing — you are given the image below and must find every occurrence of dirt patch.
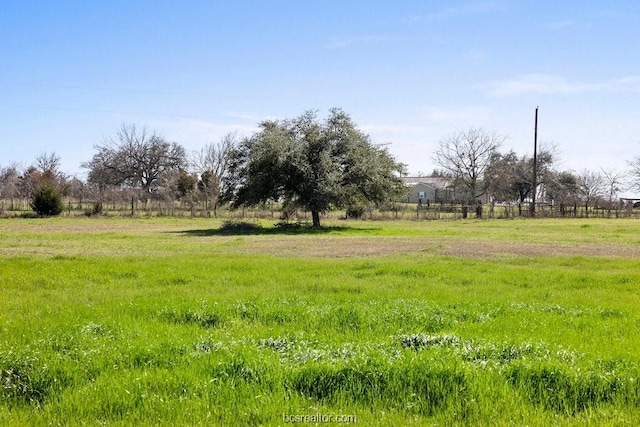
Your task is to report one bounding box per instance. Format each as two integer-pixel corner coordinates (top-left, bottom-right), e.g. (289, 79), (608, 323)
(208, 235), (640, 259)
(435, 239), (640, 258)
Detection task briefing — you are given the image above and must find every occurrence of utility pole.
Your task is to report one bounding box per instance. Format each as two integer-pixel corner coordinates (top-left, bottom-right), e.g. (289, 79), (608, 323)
(531, 106), (538, 217)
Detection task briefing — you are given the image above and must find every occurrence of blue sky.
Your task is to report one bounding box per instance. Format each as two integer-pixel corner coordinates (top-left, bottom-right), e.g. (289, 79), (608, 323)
(1, 1), (639, 181)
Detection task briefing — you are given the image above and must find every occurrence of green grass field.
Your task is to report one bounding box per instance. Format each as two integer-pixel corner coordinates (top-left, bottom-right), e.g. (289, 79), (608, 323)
(1, 217), (640, 425)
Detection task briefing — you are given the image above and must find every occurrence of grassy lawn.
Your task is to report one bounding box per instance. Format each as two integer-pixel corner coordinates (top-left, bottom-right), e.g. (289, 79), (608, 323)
(1, 217), (640, 425)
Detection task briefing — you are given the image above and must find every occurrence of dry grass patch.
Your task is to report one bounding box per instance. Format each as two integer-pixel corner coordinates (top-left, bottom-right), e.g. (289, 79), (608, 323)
(201, 234), (640, 259)
(3, 217), (640, 259)
(435, 239), (640, 259)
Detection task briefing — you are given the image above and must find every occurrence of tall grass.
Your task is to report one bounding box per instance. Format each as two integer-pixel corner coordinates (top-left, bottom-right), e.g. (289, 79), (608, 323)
(1, 218), (640, 425)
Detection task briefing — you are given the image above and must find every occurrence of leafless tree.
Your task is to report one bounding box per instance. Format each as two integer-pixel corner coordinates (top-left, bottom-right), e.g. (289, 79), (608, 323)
(83, 124), (186, 198)
(601, 168), (627, 209)
(627, 155), (640, 193)
(32, 152), (69, 193)
(68, 177), (87, 209)
(0, 163), (22, 211)
(191, 132), (236, 216)
(433, 128), (505, 204)
(35, 152), (61, 176)
(578, 169), (604, 216)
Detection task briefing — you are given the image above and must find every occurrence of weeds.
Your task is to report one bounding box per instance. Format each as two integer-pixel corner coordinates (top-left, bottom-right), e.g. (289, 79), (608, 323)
(0, 354), (68, 406)
(159, 307), (223, 328)
(505, 361), (639, 414)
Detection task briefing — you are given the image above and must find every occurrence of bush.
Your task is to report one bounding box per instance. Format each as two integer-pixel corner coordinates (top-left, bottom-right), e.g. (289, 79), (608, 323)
(85, 202), (103, 217)
(219, 220), (262, 233)
(346, 202), (368, 219)
(31, 184), (64, 216)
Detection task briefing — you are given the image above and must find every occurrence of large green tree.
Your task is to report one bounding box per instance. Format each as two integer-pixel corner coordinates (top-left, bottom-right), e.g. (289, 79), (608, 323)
(547, 170), (580, 214)
(223, 109), (405, 228)
(484, 147), (556, 215)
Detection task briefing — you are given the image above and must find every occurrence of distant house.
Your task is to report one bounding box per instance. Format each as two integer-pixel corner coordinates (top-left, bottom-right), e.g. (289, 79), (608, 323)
(400, 176), (453, 204)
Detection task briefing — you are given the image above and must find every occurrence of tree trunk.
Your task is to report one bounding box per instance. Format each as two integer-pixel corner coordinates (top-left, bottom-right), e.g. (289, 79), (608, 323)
(311, 210), (321, 228)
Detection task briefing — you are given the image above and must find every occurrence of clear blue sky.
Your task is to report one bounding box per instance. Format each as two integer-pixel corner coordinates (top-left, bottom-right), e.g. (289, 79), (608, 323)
(1, 1), (639, 181)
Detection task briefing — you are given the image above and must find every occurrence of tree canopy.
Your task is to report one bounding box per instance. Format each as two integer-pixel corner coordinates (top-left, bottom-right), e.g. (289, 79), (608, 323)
(223, 109), (405, 227)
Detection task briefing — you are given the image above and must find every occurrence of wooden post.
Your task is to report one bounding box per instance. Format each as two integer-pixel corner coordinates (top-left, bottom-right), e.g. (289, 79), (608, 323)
(531, 106), (538, 217)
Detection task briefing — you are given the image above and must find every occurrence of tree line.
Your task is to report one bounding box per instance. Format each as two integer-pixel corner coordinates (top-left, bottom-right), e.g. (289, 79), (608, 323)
(1, 109), (640, 223)
(432, 128), (634, 216)
(0, 109), (405, 227)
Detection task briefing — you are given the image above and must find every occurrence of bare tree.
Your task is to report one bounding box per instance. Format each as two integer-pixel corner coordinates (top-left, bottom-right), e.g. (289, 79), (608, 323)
(433, 128), (505, 204)
(191, 132), (236, 216)
(601, 168), (627, 210)
(627, 155), (640, 193)
(35, 152), (61, 177)
(0, 163), (22, 211)
(83, 124), (186, 199)
(68, 177), (87, 209)
(578, 169), (604, 216)
(32, 152), (69, 193)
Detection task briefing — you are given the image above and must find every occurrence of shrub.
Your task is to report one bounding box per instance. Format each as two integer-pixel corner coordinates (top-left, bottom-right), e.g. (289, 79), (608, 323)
(273, 220), (311, 230)
(84, 202), (103, 217)
(219, 220), (262, 233)
(31, 184), (63, 216)
(345, 203), (366, 219)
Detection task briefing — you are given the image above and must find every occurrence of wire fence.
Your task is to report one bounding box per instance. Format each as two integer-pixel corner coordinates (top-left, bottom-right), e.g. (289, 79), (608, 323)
(2, 197), (639, 221)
